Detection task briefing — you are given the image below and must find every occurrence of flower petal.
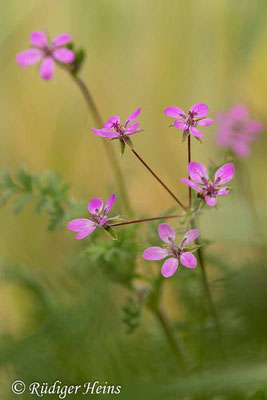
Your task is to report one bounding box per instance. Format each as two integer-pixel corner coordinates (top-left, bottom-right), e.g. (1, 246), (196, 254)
(91, 128), (120, 138)
(187, 162), (209, 184)
(174, 120), (188, 130)
(125, 122), (139, 135)
(104, 116), (120, 129)
(52, 48), (75, 63)
(182, 229), (200, 246)
(88, 198), (103, 214)
(180, 178), (202, 192)
(125, 108), (141, 126)
(39, 56), (55, 80)
(217, 187), (230, 196)
(189, 126), (205, 138)
(180, 252), (197, 268)
(76, 225), (96, 239)
(16, 49), (43, 67)
(158, 223), (175, 244)
(196, 118), (213, 127)
(190, 103), (209, 118)
(143, 246), (169, 260)
(30, 31), (48, 47)
(231, 104), (248, 120)
(161, 257), (178, 278)
(214, 163), (234, 185)
(67, 218), (95, 232)
(246, 121), (264, 134)
(164, 106), (186, 119)
(104, 194), (115, 214)
(99, 216), (108, 226)
(205, 196), (217, 206)
(51, 33), (72, 47)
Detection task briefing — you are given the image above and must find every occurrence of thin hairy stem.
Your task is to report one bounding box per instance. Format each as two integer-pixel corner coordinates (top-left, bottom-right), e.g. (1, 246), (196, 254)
(63, 66), (133, 217)
(110, 214), (180, 227)
(191, 217), (225, 357)
(155, 308), (188, 373)
(131, 149), (187, 212)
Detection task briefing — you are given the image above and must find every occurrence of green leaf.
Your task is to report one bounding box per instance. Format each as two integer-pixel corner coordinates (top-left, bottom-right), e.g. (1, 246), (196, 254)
(103, 226), (118, 240)
(120, 139), (126, 157)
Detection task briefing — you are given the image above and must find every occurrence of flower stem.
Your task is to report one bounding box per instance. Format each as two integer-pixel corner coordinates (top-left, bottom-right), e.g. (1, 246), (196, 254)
(110, 214), (180, 227)
(131, 149), (187, 212)
(154, 308), (188, 373)
(187, 134), (192, 209)
(64, 67), (133, 217)
(191, 217), (225, 358)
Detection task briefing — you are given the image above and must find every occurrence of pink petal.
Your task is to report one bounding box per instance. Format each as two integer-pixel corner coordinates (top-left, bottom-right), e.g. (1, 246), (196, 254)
(104, 194), (115, 214)
(190, 103), (209, 118)
(189, 126), (205, 138)
(68, 218), (95, 232)
(187, 162), (209, 184)
(158, 223), (175, 244)
(164, 106), (186, 119)
(104, 116), (120, 129)
(205, 196), (217, 206)
(217, 187), (230, 196)
(196, 118), (213, 127)
(76, 225), (96, 239)
(143, 247), (169, 260)
(231, 105), (248, 120)
(30, 31), (48, 47)
(174, 120), (188, 130)
(161, 257), (178, 278)
(233, 142), (251, 157)
(88, 198), (103, 214)
(51, 33), (72, 47)
(99, 216), (108, 226)
(91, 128), (120, 139)
(39, 56), (55, 80)
(125, 122), (139, 135)
(246, 121), (264, 133)
(182, 229), (200, 246)
(125, 108), (141, 126)
(52, 48), (75, 63)
(180, 252), (197, 268)
(16, 48), (43, 67)
(214, 163), (234, 185)
(180, 178), (202, 192)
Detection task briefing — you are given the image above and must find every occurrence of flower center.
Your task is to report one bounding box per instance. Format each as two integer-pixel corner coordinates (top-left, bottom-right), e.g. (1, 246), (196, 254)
(111, 122), (125, 135)
(187, 111), (197, 126)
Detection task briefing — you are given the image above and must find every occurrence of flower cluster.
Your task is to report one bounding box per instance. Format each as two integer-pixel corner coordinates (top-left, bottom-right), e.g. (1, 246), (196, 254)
(216, 104), (264, 157)
(17, 32), (238, 278)
(181, 162), (234, 206)
(68, 194), (115, 239)
(165, 103), (213, 138)
(16, 31), (75, 80)
(143, 224), (200, 277)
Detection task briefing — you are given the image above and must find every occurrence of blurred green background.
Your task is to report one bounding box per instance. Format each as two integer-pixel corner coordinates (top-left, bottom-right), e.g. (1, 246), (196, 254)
(1, 1), (267, 399)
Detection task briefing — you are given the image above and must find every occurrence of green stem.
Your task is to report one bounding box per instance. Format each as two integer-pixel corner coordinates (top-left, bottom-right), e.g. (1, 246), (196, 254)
(65, 67), (133, 217)
(131, 149), (187, 212)
(110, 214), (180, 227)
(154, 308), (188, 373)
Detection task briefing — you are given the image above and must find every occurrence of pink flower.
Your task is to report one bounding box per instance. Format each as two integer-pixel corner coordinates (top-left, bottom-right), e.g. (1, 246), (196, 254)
(143, 223), (200, 278)
(164, 103), (213, 138)
(92, 108), (142, 141)
(216, 105), (264, 157)
(68, 194), (115, 239)
(16, 31), (75, 80)
(181, 162), (234, 207)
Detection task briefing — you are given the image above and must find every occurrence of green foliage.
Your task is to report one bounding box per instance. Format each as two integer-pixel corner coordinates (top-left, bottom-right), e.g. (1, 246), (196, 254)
(0, 166), (81, 230)
(83, 225), (139, 287)
(122, 297), (142, 334)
